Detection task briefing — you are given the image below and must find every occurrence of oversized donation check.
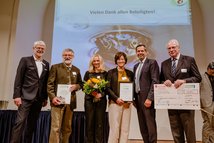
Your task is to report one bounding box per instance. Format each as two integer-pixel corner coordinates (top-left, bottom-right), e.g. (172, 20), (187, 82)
(154, 83), (200, 110)
(57, 84), (71, 104)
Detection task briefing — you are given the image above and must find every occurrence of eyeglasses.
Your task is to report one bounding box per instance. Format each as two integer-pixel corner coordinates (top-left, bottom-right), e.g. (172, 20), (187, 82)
(63, 54), (74, 57)
(167, 46), (177, 50)
(34, 47), (45, 51)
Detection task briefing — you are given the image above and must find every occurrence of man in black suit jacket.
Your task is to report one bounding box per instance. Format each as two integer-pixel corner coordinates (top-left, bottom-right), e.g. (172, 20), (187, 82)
(134, 44), (159, 143)
(160, 39), (201, 143)
(10, 41), (49, 143)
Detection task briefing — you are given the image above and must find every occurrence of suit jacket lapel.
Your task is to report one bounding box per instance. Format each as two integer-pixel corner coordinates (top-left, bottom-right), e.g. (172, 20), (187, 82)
(165, 58), (174, 78)
(41, 64), (45, 78)
(139, 58), (148, 79)
(30, 56), (39, 78)
(140, 60), (145, 78)
(134, 62), (140, 74)
(40, 60), (47, 78)
(175, 55), (183, 76)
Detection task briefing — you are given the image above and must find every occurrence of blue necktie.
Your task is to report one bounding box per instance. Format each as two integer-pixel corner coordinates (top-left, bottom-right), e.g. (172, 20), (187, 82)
(135, 62), (143, 93)
(171, 58), (177, 76)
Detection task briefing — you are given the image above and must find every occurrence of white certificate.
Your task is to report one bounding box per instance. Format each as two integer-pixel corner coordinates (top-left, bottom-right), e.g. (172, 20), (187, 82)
(57, 84), (71, 104)
(154, 83), (200, 110)
(119, 82), (133, 101)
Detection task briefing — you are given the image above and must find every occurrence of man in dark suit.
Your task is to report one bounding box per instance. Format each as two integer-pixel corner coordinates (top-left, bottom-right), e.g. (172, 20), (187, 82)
(47, 48), (82, 143)
(134, 44), (159, 143)
(160, 39), (202, 143)
(10, 41), (49, 143)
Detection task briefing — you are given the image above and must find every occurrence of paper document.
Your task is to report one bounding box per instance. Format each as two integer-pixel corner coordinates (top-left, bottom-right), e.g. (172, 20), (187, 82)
(57, 84), (71, 104)
(119, 82), (133, 101)
(154, 83), (200, 110)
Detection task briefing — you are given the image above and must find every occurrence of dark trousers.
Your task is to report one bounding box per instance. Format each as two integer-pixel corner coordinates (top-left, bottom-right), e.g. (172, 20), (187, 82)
(168, 109), (196, 143)
(10, 99), (42, 143)
(84, 97), (107, 143)
(136, 103), (157, 143)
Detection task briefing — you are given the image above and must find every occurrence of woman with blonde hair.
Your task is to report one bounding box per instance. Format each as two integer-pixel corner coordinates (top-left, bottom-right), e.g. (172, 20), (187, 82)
(83, 54), (108, 143)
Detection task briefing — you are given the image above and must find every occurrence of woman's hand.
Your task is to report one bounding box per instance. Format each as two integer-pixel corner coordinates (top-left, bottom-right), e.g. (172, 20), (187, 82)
(144, 99), (152, 108)
(95, 93), (102, 99)
(116, 98), (124, 106)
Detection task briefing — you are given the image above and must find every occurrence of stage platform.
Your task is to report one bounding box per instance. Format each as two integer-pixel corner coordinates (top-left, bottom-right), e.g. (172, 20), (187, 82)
(0, 110), (109, 143)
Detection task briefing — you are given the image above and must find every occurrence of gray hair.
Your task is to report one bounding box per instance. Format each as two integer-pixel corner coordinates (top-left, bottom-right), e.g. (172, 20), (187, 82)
(62, 48), (74, 55)
(33, 40), (46, 48)
(166, 39), (180, 48)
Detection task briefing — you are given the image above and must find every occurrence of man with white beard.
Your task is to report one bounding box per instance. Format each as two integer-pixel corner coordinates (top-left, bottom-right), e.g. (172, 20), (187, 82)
(47, 48), (82, 143)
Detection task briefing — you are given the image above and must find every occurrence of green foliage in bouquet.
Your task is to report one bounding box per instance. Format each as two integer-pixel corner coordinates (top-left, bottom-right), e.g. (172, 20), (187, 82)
(83, 77), (108, 94)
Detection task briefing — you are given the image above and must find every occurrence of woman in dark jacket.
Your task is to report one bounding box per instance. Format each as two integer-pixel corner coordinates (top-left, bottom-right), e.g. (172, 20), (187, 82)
(107, 52), (134, 143)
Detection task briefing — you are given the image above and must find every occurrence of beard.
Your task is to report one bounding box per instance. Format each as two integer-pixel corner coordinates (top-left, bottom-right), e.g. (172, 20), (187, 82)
(64, 59), (72, 65)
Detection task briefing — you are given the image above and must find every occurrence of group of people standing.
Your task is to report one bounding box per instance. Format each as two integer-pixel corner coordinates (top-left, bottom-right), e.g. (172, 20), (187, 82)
(9, 39), (214, 143)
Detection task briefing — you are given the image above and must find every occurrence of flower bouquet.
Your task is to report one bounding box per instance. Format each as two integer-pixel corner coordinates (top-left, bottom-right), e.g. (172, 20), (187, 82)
(83, 77), (108, 102)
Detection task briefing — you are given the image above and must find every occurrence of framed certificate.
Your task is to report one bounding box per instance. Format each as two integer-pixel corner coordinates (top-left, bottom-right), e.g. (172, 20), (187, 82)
(57, 84), (71, 104)
(119, 82), (133, 101)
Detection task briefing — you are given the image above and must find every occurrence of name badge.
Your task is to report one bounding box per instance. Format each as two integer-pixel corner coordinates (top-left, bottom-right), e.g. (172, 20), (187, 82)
(181, 69), (187, 73)
(72, 72), (77, 75)
(122, 77), (127, 80)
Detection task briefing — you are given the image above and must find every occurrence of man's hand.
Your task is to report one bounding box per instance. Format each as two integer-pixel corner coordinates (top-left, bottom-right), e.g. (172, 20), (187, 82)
(163, 79), (173, 87)
(14, 97), (22, 107)
(174, 79), (186, 88)
(69, 84), (78, 92)
(52, 97), (61, 106)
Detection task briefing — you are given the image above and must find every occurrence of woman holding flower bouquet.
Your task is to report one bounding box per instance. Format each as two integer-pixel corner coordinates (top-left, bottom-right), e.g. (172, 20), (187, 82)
(83, 54), (108, 143)
(107, 52), (134, 143)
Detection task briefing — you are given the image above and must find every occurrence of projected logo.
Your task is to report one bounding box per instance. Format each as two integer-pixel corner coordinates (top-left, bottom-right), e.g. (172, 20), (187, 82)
(89, 29), (154, 70)
(175, 0), (187, 6)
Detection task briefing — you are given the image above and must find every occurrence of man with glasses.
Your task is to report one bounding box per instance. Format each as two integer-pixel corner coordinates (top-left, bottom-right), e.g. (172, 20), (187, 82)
(47, 48), (82, 143)
(10, 41), (49, 143)
(160, 39), (201, 143)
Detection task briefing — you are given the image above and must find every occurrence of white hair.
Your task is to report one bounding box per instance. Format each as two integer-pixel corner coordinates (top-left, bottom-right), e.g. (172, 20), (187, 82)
(33, 41), (46, 48)
(167, 39), (180, 47)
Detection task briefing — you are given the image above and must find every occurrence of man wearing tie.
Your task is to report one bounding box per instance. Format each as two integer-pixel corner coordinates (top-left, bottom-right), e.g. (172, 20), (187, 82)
(10, 41), (49, 143)
(160, 39), (201, 143)
(134, 44), (159, 143)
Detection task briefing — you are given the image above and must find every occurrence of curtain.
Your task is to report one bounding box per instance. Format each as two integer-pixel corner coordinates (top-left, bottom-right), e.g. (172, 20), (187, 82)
(0, 110), (109, 143)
